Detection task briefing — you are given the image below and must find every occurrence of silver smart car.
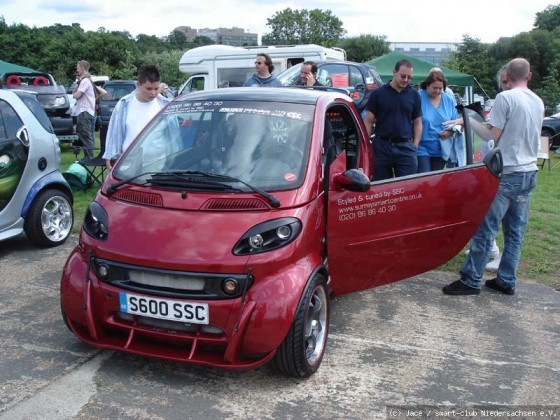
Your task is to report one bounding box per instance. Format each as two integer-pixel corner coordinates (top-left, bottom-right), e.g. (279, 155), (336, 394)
(0, 89), (73, 246)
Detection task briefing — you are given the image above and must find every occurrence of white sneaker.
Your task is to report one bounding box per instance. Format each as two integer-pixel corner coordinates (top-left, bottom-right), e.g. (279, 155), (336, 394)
(485, 255), (501, 271)
(488, 248), (500, 260)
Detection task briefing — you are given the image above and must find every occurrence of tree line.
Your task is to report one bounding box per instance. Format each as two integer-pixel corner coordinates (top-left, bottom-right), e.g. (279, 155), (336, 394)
(1, 5), (560, 113)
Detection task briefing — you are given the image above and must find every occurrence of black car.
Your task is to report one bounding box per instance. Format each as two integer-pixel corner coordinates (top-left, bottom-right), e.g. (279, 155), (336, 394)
(541, 112), (560, 149)
(1, 72), (73, 136)
(276, 60), (383, 112)
(98, 80), (136, 143)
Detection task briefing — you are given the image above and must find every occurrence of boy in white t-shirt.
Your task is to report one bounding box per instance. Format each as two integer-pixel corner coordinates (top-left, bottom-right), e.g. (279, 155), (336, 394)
(103, 65), (169, 168)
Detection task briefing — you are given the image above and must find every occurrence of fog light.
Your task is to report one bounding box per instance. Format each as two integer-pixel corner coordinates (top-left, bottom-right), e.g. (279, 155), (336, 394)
(276, 225), (291, 240)
(98, 264), (109, 279)
(222, 277), (239, 295)
(248, 234), (263, 249)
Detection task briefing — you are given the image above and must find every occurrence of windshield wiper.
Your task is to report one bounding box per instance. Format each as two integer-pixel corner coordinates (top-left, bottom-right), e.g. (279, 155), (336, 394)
(106, 170), (281, 208)
(167, 171), (281, 208)
(106, 171), (159, 195)
(148, 172), (241, 191)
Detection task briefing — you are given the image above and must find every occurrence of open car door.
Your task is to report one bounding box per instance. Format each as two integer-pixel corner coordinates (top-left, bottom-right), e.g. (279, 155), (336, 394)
(327, 108), (503, 295)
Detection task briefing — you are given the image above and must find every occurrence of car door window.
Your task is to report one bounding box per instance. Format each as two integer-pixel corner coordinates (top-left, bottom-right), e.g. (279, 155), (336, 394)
(0, 99), (28, 211)
(316, 64), (346, 88)
(0, 100), (23, 138)
(349, 66), (364, 86)
(324, 104), (361, 172)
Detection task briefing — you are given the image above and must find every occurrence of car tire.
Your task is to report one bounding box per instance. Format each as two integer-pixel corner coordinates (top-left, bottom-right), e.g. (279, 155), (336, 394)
(61, 305), (72, 332)
(273, 273), (329, 377)
(24, 189), (73, 247)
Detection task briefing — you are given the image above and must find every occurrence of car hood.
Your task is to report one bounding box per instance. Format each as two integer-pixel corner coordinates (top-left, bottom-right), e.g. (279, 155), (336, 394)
(87, 193), (285, 272)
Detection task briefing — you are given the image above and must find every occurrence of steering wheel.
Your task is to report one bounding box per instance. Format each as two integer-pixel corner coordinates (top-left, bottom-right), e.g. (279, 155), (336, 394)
(258, 143), (304, 173)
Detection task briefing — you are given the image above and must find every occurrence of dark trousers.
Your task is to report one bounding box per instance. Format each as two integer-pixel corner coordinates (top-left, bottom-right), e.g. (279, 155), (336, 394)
(373, 139), (418, 181)
(417, 156), (446, 173)
(77, 111), (94, 159)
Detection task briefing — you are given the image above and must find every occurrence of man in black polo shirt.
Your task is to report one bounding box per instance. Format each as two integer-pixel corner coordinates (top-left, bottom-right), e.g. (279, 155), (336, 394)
(363, 59), (422, 180)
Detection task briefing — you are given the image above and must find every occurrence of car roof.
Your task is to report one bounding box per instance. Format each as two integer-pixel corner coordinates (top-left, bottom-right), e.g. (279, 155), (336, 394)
(104, 80), (136, 85)
(177, 86), (351, 105)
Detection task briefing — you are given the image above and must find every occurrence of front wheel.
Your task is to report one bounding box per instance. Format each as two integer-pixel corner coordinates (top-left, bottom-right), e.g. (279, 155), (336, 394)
(24, 189), (73, 247)
(273, 273), (329, 378)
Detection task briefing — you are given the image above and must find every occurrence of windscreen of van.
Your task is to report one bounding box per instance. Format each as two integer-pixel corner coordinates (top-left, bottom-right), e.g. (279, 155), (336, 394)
(217, 68), (255, 88)
(114, 100), (314, 192)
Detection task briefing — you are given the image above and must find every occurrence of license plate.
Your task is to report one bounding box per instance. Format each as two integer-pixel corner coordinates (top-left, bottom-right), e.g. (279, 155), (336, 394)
(119, 292), (209, 325)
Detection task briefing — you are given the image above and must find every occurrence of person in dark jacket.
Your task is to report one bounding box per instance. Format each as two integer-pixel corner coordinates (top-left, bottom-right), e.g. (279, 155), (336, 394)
(244, 53), (282, 87)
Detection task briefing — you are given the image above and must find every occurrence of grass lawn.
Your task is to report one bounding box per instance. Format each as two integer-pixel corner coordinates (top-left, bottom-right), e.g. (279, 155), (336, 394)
(60, 136), (560, 289)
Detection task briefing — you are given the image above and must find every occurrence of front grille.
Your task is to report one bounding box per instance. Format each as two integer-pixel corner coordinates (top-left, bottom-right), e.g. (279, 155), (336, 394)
(201, 198), (268, 211)
(94, 258), (252, 299)
(113, 189), (163, 207)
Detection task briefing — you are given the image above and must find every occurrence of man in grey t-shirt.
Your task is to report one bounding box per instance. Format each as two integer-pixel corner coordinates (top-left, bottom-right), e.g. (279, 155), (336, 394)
(443, 58), (544, 296)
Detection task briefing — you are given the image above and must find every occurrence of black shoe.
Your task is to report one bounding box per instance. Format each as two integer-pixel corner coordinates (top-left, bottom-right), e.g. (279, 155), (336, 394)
(442, 280), (480, 295)
(484, 278), (515, 295)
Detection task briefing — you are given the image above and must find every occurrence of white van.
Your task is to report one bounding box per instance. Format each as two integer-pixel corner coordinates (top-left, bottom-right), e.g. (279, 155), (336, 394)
(178, 44), (346, 95)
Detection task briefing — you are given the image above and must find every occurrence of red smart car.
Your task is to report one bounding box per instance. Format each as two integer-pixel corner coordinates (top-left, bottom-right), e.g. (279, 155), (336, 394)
(60, 88), (501, 377)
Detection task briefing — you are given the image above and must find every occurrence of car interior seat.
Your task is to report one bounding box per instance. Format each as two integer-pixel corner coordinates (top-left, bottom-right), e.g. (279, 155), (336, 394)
(5, 75), (22, 87)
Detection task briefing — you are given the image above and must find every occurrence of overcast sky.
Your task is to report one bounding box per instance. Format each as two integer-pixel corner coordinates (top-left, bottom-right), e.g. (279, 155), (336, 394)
(0, 0), (556, 43)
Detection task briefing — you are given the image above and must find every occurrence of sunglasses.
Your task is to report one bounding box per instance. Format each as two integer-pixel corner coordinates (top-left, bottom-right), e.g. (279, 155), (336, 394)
(398, 73), (412, 81)
(255, 61), (265, 65)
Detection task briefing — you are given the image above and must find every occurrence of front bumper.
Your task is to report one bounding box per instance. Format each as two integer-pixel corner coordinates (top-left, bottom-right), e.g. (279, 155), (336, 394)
(60, 244), (314, 370)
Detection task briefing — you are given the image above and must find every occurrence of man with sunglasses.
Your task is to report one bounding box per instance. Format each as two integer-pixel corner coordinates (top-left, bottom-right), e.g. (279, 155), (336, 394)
(363, 59), (422, 180)
(244, 53), (282, 87)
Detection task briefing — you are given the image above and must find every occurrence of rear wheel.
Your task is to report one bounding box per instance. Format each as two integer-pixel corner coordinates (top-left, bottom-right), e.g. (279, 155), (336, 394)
(24, 189), (73, 247)
(273, 273), (329, 377)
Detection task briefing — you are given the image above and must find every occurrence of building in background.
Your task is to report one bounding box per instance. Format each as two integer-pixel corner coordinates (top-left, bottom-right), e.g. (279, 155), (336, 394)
(174, 26), (258, 46)
(389, 42), (458, 64)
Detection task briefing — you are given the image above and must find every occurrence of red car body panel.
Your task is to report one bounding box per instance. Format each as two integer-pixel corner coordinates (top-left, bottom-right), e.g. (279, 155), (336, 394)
(60, 88), (500, 372)
(327, 160), (499, 294)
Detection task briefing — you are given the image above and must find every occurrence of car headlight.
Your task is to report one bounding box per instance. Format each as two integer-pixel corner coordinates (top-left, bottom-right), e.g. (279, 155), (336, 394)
(83, 201), (109, 240)
(233, 217), (302, 255)
(54, 95), (67, 107)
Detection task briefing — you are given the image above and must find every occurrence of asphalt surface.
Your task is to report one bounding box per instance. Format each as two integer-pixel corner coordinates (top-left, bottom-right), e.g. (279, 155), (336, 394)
(1, 234), (559, 420)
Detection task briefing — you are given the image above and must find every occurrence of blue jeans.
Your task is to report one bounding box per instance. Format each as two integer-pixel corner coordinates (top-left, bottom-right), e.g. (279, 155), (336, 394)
(373, 140), (418, 180)
(460, 171), (537, 290)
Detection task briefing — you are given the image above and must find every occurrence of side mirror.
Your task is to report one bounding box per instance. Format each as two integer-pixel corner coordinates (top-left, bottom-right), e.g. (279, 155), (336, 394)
(483, 147), (503, 178)
(333, 169), (370, 192)
(354, 83), (365, 91)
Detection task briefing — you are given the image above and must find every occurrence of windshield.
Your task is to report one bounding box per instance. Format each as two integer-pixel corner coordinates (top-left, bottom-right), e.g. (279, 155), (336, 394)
(113, 99), (314, 192)
(277, 64), (304, 86)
